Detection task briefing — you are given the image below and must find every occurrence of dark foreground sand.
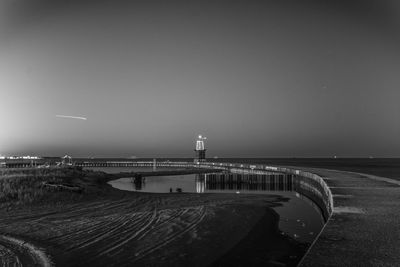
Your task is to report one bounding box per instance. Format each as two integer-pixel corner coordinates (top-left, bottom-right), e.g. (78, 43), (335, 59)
(0, 170), (304, 267)
(2, 162), (399, 267)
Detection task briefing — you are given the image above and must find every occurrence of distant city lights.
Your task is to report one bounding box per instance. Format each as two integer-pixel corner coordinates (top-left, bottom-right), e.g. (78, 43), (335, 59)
(1, 155), (40, 160)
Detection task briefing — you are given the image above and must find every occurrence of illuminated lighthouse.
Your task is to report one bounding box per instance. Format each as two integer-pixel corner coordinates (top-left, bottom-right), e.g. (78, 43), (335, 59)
(194, 135), (207, 163)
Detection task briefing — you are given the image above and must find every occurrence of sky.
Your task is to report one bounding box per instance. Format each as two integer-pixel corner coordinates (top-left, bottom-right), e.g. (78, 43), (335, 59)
(0, 0), (399, 158)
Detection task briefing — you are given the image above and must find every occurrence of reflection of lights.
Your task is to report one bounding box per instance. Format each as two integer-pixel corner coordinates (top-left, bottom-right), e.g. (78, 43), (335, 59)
(236, 191), (240, 194)
(196, 174), (205, 193)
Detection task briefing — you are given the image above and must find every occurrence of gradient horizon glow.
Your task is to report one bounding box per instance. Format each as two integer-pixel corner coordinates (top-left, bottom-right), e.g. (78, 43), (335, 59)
(1, 0), (399, 158)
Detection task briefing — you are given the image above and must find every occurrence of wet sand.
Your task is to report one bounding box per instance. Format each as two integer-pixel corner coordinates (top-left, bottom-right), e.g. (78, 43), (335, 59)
(0, 169), (304, 266)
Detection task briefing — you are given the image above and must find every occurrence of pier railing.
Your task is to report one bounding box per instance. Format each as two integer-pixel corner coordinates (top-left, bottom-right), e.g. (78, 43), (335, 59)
(75, 160), (333, 217)
(199, 162), (333, 217)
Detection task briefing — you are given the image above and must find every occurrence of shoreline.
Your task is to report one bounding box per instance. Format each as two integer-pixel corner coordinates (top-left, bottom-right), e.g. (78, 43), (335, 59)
(1, 161), (398, 266)
(0, 167), (305, 266)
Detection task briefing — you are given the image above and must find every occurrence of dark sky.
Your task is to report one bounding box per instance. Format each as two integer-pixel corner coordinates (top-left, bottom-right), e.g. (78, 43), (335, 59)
(1, 0), (399, 158)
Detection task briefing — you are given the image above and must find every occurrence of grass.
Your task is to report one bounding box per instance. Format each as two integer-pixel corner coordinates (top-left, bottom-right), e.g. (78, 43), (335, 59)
(0, 167), (111, 207)
(0, 166), (217, 208)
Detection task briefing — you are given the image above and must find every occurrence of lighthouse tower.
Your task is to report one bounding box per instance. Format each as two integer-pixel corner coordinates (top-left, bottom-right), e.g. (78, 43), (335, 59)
(194, 135), (207, 163)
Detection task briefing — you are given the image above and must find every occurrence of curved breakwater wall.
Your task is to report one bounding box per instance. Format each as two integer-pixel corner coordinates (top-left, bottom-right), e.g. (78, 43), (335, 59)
(197, 162), (334, 220)
(77, 160), (334, 219)
(279, 167), (333, 220)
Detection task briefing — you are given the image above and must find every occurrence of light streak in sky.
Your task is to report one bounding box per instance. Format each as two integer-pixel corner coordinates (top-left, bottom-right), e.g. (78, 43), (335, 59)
(56, 115), (87, 120)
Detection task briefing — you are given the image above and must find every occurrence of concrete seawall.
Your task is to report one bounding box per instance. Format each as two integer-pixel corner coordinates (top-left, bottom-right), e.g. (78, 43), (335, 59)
(289, 167), (400, 266)
(201, 162), (400, 266)
(202, 163), (400, 266)
(198, 162), (334, 220)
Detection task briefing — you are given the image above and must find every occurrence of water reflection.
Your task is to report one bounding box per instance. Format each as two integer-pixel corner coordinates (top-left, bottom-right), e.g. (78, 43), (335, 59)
(109, 172), (327, 243)
(132, 175), (144, 191)
(195, 173), (293, 193)
(129, 172), (329, 221)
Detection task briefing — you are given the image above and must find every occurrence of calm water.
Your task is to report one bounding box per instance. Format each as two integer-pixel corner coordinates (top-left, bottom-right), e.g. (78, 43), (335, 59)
(102, 168), (325, 244)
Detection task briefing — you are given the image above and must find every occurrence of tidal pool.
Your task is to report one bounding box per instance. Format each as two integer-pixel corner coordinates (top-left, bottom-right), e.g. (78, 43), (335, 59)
(109, 172), (326, 244)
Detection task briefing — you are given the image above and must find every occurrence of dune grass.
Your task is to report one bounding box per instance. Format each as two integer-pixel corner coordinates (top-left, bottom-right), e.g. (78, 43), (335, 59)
(0, 167), (101, 206)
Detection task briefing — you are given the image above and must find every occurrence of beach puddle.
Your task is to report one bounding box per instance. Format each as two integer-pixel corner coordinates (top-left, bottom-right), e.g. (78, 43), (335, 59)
(109, 172), (327, 244)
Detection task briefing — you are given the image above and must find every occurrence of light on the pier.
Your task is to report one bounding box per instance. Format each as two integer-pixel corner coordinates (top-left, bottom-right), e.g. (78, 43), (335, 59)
(194, 134), (207, 162)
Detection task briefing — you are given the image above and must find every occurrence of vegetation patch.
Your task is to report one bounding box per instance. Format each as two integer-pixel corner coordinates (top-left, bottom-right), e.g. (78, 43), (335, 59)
(0, 167), (111, 207)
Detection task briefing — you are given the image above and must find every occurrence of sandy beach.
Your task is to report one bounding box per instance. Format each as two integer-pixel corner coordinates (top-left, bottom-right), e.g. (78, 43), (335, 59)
(0, 167), (304, 266)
